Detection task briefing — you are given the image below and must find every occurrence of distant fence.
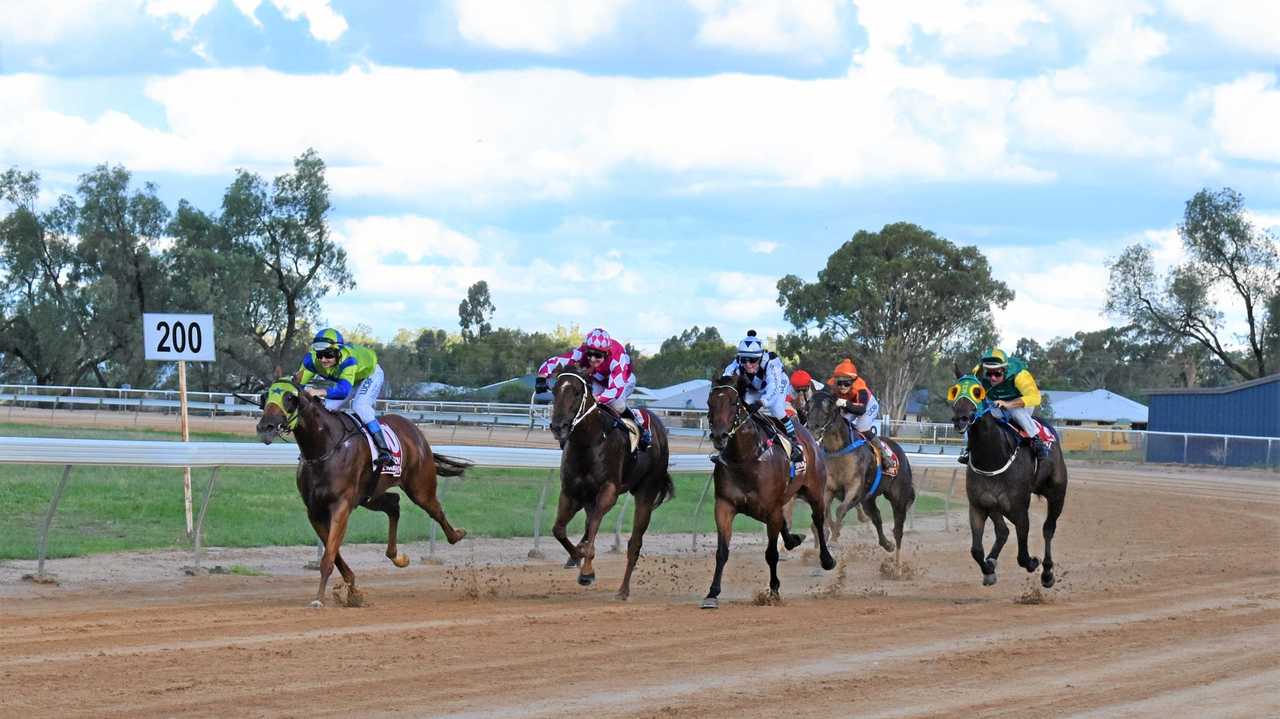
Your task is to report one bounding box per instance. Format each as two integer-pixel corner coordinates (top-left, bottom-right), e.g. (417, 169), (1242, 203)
(1, 383), (1276, 469)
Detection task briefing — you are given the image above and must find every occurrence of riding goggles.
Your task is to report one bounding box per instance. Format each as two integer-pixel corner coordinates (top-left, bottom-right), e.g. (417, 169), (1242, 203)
(314, 346), (341, 359)
(835, 379), (854, 388)
(584, 350), (607, 360)
(738, 355), (761, 364)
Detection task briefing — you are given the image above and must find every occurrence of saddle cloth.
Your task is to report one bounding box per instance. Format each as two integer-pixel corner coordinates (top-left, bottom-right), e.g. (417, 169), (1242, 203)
(841, 417), (899, 477)
(342, 412), (404, 477)
(1012, 418), (1058, 449)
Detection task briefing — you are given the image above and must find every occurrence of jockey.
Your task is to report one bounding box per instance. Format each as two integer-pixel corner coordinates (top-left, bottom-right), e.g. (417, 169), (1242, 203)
(535, 327), (650, 451)
(721, 330), (806, 470)
(292, 328), (392, 468)
(966, 347), (1049, 463)
(788, 369), (823, 422)
(827, 358), (881, 436)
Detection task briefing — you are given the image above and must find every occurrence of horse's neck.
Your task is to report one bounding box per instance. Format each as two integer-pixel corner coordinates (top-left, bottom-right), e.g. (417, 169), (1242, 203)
(969, 413), (1013, 463)
(821, 413), (854, 453)
(294, 407), (344, 459)
(726, 412), (764, 463)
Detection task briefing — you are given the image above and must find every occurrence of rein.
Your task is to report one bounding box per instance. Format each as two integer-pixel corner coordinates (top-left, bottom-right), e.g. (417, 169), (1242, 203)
(300, 414), (363, 468)
(961, 400), (1024, 477)
(558, 372), (600, 433)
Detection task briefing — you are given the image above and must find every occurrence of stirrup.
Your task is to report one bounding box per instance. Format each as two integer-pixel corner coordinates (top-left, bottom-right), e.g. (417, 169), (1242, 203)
(957, 451), (970, 465)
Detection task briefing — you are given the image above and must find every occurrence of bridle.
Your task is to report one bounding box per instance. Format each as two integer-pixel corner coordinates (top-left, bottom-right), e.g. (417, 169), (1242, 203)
(556, 372), (599, 433)
(708, 385), (751, 444)
(956, 398), (1022, 477)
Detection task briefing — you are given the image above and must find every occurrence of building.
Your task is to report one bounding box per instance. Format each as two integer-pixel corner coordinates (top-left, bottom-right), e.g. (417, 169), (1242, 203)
(1144, 374), (1280, 467)
(1042, 389), (1148, 428)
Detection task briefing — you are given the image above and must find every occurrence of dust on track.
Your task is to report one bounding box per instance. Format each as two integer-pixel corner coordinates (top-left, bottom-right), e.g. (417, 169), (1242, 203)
(1, 464), (1277, 718)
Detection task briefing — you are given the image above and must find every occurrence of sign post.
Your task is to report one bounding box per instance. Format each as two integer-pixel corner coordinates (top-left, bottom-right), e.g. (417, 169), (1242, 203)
(144, 313), (216, 536)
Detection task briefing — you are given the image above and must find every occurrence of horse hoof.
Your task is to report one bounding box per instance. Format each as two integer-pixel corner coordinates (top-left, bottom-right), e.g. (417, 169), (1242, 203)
(564, 557), (580, 569)
(578, 572), (596, 587)
(982, 573), (997, 587)
(448, 529), (467, 545)
(1041, 573), (1055, 589)
(820, 553), (837, 571)
(308, 599), (323, 608)
(1024, 558), (1041, 573)
(783, 533), (805, 551)
(984, 558), (997, 575)
(391, 554), (410, 568)
(615, 591), (629, 601)
(881, 540), (896, 552)
(701, 597), (719, 609)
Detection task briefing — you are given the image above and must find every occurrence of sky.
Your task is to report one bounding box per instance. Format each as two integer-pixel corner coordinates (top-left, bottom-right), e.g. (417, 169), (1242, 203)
(2, 0), (1278, 354)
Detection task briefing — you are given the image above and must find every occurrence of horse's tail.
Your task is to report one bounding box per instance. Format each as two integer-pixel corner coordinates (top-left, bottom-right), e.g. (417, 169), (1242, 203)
(433, 453), (473, 477)
(651, 470), (676, 508)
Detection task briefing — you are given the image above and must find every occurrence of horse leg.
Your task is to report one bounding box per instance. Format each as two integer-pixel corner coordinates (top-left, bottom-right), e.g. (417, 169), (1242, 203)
(551, 492), (584, 569)
(988, 512), (1011, 567)
(863, 496), (894, 552)
(765, 512), (783, 600)
(617, 494), (654, 601)
(362, 493), (409, 568)
(575, 482), (619, 587)
(403, 477), (467, 545)
(1040, 486), (1066, 588)
(1012, 507), (1040, 574)
(315, 499), (356, 607)
(890, 495), (909, 567)
(702, 498), (736, 609)
(806, 487), (837, 571)
(969, 505), (997, 586)
(825, 485), (841, 542)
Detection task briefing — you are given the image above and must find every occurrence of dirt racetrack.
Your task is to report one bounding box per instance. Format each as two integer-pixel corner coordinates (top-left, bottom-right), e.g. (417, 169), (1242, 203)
(2, 463), (1277, 718)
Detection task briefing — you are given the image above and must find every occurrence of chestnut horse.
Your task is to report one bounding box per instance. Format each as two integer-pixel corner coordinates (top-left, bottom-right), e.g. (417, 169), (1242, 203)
(949, 371), (1068, 588)
(256, 380), (468, 606)
(702, 375), (835, 609)
(548, 366), (675, 600)
(803, 389), (915, 564)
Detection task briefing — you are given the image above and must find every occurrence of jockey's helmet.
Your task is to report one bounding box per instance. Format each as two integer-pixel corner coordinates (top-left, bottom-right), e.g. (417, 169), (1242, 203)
(311, 328), (344, 354)
(736, 330), (764, 362)
(584, 328), (612, 353)
(980, 348), (1009, 370)
(790, 369), (812, 389)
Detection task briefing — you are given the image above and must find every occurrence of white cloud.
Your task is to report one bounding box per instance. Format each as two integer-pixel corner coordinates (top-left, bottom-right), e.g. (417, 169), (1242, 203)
(750, 241), (780, 254)
(543, 298), (589, 316)
(337, 215), (482, 267)
(1166, 0), (1280, 57)
(264, 0), (347, 42)
(0, 0), (137, 46)
(453, 0), (628, 53)
(692, 0), (843, 57)
(852, 0), (1049, 58)
(1209, 73), (1280, 164)
(145, 0), (216, 39)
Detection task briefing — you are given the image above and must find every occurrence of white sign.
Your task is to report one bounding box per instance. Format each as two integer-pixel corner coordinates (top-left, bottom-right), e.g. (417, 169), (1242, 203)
(143, 313), (216, 361)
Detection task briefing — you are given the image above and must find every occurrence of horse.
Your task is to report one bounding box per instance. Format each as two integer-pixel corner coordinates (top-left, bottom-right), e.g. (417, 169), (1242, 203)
(949, 370), (1068, 588)
(701, 375), (836, 609)
(548, 366), (675, 600)
(255, 379), (469, 607)
(802, 389), (915, 564)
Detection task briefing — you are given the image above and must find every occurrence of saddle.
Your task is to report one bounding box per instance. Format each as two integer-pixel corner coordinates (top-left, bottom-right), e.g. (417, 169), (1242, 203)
(340, 411), (404, 477)
(753, 415), (796, 462)
(598, 406), (646, 453)
(1005, 416), (1058, 450)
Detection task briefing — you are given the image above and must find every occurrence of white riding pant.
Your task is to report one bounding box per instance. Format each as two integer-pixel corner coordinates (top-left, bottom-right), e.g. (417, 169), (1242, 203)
(324, 365), (383, 425)
(1005, 406), (1039, 437)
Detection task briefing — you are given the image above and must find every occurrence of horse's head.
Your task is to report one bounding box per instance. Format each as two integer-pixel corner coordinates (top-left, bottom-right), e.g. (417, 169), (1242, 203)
(256, 379), (303, 444)
(706, 375), (746, 451)
(803, 388), (841, 441)
(549, 366), (594, 448)
(947, 373), (988, 432)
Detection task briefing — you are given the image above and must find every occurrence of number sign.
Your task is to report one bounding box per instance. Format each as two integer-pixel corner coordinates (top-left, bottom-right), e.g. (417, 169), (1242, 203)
(143, 313), (216, 361)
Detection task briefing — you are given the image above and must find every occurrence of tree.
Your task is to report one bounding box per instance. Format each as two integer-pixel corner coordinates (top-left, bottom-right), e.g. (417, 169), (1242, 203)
(1106, 188), (1279, 381)
(219, 149), (353, 381)
(777, 222), (1013, 419)
(636, 326), (732, 387)
(458, 280), (495, 342)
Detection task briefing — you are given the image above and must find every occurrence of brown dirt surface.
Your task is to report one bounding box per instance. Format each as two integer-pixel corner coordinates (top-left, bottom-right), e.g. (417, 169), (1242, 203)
(1, 464), (1277, 718)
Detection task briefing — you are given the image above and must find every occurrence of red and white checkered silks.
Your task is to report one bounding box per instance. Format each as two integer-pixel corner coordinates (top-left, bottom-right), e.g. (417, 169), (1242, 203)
(538, 334), (634, 404)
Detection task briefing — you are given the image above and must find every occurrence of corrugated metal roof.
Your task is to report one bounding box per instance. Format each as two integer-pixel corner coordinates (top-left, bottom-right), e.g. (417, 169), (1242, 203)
(1144, 373), (1280, 395)
(1049, 389), (1148, 423)
(646, 384), (712, 409)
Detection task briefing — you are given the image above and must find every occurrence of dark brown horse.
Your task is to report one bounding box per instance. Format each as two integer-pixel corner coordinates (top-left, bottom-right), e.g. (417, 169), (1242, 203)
(255, 380), (468, 606)
(949, 371), (1068, 588)
(548, 366), (675, 600)
(802, 389), (916, 563)
(702, 375), (835, 608)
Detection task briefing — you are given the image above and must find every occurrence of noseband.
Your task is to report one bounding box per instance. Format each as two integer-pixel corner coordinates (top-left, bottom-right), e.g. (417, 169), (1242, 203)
(957, 400), (1021, 477)
(557, 373), (599, 433)
(709, 385), (750, 442)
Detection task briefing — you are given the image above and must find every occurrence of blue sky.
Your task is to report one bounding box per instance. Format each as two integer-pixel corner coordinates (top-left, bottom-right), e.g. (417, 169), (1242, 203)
(2, 0), (1278, 352)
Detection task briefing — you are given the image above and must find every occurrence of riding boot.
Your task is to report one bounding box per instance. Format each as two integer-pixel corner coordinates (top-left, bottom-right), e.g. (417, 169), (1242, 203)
(366, 421), (393, 470)
(624, 408), (651, 451)
(957, 449), (970, 465)
(1032, 437), (1051, 459)
(783, 416), (806, 473)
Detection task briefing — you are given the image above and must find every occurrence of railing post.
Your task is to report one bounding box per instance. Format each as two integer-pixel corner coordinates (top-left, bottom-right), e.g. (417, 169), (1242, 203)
(610, 494), (630, 553)
(529, 469), (554, 559)
(189, 467), (221, 573)
(30, 465), (74, 582)
(691, 472), (714, 551)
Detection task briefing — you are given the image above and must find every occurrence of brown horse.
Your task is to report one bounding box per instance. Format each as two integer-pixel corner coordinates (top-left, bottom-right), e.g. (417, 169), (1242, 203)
(949, 371), (1068, 588)
(255, 379), (468, 606)
(702, 375), (835, 608)
(803, 389), (916, 564)
(548, 366), (675, 600)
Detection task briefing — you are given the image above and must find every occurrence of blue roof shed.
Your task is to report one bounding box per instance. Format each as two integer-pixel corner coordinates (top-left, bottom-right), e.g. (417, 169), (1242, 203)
(1145, 374), (1280, 467)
